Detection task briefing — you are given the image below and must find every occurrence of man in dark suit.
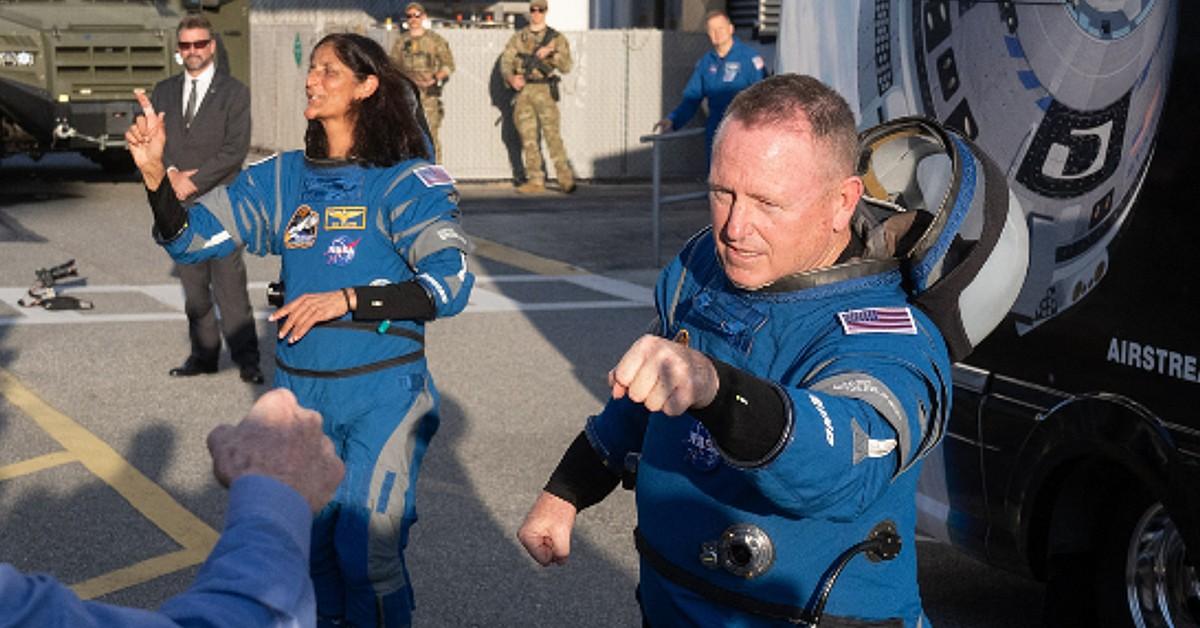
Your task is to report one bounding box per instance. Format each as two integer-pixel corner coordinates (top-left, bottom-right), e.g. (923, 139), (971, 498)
(151, 14), (263, 384)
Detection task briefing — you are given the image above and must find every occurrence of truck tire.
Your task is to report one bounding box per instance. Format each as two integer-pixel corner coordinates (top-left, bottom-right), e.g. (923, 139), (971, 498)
(88, 149), (136, 174)
(1046, 491), (1199, 627)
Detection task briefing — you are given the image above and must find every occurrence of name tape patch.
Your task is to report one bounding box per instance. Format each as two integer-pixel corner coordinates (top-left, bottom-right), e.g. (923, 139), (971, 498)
(325, 206), (366, 230)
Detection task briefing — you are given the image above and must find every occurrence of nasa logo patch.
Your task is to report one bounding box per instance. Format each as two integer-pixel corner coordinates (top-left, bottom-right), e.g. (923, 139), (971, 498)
(325, 236), (361, 266)
(683, 421), (720, 471)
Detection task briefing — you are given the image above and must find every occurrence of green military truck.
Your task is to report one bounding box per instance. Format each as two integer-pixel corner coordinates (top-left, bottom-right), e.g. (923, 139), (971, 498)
(0, 0), (248, 170)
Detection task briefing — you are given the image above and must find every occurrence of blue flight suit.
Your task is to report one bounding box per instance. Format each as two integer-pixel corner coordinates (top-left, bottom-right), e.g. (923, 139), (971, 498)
(0, 476), (315, 627)
(667, 38), (767, 159)
(157, 152), (474, 627)
(586, 230), (951, 626)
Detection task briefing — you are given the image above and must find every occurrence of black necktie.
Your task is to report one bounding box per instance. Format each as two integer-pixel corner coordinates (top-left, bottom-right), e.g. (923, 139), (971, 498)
(184, 79), (197, 128)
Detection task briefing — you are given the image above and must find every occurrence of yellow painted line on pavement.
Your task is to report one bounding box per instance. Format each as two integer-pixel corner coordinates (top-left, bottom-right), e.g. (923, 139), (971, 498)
(0, 451), (77, 481)
(0, 369), (219, 599)
(71, 546), (212, 600)
(471, 236), (586, 276)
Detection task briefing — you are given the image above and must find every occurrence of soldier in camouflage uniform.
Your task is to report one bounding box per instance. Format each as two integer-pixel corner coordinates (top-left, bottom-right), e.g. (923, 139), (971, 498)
(501, 0), (575, 194)
(390, 2), (455, 162)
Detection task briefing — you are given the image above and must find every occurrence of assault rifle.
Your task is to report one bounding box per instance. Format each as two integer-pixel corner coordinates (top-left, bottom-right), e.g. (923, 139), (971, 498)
(517, 52), (561, 101)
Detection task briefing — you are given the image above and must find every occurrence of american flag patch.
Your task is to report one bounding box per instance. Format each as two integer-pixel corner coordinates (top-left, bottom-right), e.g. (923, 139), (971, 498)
(837, 307), (918, 335)
(414, 165), (456, 187)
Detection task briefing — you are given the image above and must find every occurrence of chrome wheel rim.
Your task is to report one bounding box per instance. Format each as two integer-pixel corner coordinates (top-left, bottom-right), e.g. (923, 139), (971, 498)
(1126, 502), (1200, 628)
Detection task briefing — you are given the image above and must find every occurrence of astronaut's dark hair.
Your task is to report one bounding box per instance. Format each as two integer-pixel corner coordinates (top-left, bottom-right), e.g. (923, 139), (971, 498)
(304, 33), (431, 166)
(718, 74), (858, 178)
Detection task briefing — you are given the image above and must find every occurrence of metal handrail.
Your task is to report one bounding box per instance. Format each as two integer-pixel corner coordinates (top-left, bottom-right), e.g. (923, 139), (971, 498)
(639, 127), (707, 266)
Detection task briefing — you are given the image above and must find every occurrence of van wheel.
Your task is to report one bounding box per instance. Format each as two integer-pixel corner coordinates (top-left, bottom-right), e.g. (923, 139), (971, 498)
(1047, 495), (1200, 627)
(1115, 501), (1199, 627)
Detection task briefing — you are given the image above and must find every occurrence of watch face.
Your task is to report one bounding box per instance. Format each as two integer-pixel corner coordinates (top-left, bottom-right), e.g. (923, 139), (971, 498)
(786, 0), (1177, 332)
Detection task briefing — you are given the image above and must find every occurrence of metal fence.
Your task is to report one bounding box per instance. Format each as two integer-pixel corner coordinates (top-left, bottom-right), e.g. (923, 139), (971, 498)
(248, 24), (712, 181)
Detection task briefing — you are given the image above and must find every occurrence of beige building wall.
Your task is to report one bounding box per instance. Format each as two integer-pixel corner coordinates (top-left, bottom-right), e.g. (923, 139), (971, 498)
(679, 0), (727, 32)
(249, 23), (712, 180)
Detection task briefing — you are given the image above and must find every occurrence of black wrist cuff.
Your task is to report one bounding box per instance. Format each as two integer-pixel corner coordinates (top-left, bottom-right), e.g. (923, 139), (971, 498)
(544, 431), (620, 512)
(147, 175), (187, 241)
(690, 357), (790, 466)
(351, 281), (436, 321)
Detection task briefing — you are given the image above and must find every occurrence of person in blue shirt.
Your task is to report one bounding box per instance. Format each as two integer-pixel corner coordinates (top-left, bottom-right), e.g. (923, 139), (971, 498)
(520, 75), (951, 627)
(126, 33), (474, 628)
(654, 11), (767, 161)
(0, 388), (344, 628)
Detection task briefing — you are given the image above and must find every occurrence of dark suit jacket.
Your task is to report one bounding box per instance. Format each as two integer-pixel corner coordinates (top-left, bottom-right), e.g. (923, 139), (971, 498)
(150, 69), (251, 199)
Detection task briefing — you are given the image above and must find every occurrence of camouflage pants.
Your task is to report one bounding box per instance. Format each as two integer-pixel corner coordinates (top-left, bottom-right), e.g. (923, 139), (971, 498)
(420, 94), (444, 163)
(514, 83), (572, 184)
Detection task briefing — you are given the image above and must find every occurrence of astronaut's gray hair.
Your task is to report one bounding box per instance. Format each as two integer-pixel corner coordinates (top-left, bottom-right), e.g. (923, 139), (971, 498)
(717, 74), (858, 178)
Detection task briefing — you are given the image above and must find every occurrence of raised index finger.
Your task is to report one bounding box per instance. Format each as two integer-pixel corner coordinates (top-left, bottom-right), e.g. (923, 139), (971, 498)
(133, 88), (156, 119)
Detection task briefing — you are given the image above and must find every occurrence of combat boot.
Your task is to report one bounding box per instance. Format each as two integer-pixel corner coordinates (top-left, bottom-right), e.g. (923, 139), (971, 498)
(558, 170), (576, 194)
(516, 180), (545, 194)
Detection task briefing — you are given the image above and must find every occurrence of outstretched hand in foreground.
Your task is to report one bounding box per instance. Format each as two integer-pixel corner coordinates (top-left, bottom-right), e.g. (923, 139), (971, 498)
(207, 388), (345, 513)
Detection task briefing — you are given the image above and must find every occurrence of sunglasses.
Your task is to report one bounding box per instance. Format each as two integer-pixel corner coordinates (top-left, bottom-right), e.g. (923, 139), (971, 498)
(530, 7), (545, 12)
(405, 12), (422, 18)
(177, 39), (211, 51)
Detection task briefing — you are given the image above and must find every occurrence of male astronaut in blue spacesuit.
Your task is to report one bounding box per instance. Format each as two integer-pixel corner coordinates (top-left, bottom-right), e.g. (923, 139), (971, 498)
(520, 75), (951, 627)
(654, 10), (767, 161)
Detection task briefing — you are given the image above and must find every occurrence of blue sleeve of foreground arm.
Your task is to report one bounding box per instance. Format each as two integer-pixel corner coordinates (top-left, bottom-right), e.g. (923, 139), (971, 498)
(160, 475), (315, 626)
(0, 476), (314, 628)
(582, 248), (691, 474)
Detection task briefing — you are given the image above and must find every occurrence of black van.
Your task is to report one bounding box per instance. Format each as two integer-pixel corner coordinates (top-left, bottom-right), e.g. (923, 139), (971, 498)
(915, 3), (1199, 626)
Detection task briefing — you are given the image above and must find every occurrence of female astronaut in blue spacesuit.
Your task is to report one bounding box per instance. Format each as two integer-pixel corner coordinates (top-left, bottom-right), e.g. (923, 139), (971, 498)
(127, 33), (473, 628)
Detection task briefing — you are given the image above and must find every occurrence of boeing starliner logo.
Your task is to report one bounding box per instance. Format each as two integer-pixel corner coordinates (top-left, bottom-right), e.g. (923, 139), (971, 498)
(809, 393), (835, 447)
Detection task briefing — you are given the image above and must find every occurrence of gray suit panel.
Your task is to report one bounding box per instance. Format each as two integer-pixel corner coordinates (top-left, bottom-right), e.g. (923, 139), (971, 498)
(151, 69), (260, 371)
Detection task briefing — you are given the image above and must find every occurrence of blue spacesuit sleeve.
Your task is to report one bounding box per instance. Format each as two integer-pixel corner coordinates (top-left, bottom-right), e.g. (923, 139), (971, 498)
(0, 476), (314, 628)
(584, 396), (651, 475)
(160, 475), (315, 625)
(667, 55), (708, 131)
(156, 155), (283, 264)
(384, 177), (474, 319)
(746, 331), (950, 521)
(584, 250), (694, 473)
